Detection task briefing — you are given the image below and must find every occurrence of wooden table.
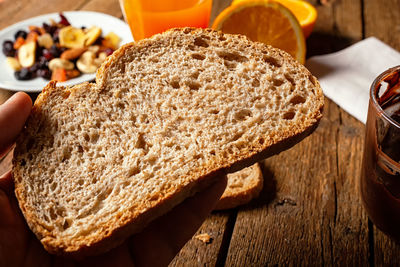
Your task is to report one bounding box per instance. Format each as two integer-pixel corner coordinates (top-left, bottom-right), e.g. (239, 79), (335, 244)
(1, 0), (400, 265)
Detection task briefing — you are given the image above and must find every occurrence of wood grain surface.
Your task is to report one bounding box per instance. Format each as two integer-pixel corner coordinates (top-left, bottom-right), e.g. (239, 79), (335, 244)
(0, 0), (399, 266)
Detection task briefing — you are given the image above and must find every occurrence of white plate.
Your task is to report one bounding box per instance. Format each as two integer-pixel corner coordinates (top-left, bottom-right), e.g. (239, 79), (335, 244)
(0, 11), (134, 92)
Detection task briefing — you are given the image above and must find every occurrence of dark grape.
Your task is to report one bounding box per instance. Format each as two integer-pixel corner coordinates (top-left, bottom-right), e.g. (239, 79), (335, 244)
(49, 44), (61, 57)
(37, 68), (51, 79)
(52, 28), (60, 43)
(42, 23), (57, 36)
(42, 49), (53, 61)
(14, 30), (27, 40)
(14, 68), (33, 80)
(29, 62), (40, 73)
(2, 40), (15, 57)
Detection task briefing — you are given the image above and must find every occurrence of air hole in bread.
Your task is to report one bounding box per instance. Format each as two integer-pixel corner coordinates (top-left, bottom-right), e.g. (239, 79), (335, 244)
(219, 35), (226, 41)
(217, 50), (248, 63)
(273, 79), (284, 86)
(209, 109), (219, 115)
(77, 179), (84, 186)
(290, 95), (306, 105)
(232, 132), (243, 141)
(252, 78), (260, 87)
(191, 53), (205, 60)
(135, 133), (147, 150)
(190, 71), (200, 79)
(194, 37), (209, 48)
(259, 137), (265, 144)
(185, 80), (200, 90)
(234, 109), (252, 121)
(170, 78), (180, 89)
(90, 133), (99, 144)
(283, 110), (296, 120)
(62, 219), (71, 230)
(62, 148), (71, 162)
(193, 154), (203, 160)
(117, 102), (126, 110)
(50, 182), (57, 191)
(263, 55), (281, 68)
(77, 145), (84, 153)
(210, 150), (216, 156)
(83, 133), (90, 142)
(224, 60), (237, 70)
(285, 73), (296, 86)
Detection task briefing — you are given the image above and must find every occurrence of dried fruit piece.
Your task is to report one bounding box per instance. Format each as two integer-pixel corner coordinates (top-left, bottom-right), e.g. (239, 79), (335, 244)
(37, 33), (54, 49)
(48, 58), (74, 71)
(13, 37), (25, 50)
(60, 47), (87, 60)
(84, 26), (102, 46)
(104, 32), (120, 49)
(25, 31), (39, 43)
(51, 68), (67, 82)
(77, 51), (98, 73)
(6, 57), (22, 71)
(59, 26), (85, 48)
(18, 42), (36, 68)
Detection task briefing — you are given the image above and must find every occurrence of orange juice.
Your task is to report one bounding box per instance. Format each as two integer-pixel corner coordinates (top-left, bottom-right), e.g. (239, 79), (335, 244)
(121, 0), (212, 41)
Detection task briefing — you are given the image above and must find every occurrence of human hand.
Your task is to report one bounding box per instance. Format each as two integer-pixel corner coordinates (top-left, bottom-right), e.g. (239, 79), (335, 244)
(0, 92), (227, 267)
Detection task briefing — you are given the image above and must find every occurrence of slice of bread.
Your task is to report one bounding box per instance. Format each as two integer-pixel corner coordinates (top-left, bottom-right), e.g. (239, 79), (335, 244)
(215, 163), (263, 210)
(12, 27), (324, 257)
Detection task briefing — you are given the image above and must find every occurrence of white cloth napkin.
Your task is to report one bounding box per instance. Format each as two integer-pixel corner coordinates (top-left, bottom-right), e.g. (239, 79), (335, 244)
(305, 37), (400, 124)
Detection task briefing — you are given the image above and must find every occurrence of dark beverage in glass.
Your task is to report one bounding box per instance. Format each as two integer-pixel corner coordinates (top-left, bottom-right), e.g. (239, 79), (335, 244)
(361, 66), (400, 242)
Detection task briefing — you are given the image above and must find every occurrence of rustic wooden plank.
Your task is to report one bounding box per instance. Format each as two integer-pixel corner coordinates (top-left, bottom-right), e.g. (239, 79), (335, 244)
(80, 0), (123, 18)
(169, 213), (231, 267)
(334, 110), (369, 265)
(364, 0), (400, 51)
(306, 0), (362, 57)
(224, 99), (341, 265)
(373, 231), (400, 265)
(0, 0), (88, 30)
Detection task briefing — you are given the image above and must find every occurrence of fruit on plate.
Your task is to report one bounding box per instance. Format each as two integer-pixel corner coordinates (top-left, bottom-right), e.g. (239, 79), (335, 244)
(1, 13), (122, 82)
(232, 0), (317, 38)
(84, 26), (102, 46)
(18, 41), (36, 68)
(59, 26), (86, 48)
(212, 0), (306, 64)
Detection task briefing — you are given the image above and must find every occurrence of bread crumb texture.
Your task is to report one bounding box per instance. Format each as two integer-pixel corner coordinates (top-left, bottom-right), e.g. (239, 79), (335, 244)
(12, 28), (323, 256)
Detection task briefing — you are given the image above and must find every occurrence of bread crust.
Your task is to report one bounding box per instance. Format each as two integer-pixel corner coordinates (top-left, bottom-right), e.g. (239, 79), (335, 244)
(12, 27), (324, 257)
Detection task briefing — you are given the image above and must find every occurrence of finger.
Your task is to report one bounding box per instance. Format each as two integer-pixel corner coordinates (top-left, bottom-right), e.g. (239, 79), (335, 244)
(0, 92), (32, 155)
(0, 170), (14, 196)
(130, 175), (227, 267)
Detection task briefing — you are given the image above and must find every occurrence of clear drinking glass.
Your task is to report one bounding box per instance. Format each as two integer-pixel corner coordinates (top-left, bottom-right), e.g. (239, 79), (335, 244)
(119, 0), (213, 41)
(361, 65), (400, 242)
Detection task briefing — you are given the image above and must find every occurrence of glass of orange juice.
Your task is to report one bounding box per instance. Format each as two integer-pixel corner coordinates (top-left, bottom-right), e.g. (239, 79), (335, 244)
(120, 0), (213, 41)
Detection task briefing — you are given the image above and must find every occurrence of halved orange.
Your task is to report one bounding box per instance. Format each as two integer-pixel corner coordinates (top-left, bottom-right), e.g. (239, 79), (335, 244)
(232, 0), (317, 38)
(212, 0), (306, 64)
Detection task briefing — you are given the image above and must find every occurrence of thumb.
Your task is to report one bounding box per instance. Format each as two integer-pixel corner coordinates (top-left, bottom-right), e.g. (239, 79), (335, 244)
(0, 92), (32, 155)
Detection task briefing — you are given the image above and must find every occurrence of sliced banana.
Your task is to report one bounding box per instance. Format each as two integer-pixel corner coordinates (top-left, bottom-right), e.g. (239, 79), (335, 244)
(37, 33), (54, 49)
(18, 42), (36, 68)
(84, 26), (102, 46)
(59, 26), (86, 49)
(48, 58), (74, 71)
(6, 57), (22, 71)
